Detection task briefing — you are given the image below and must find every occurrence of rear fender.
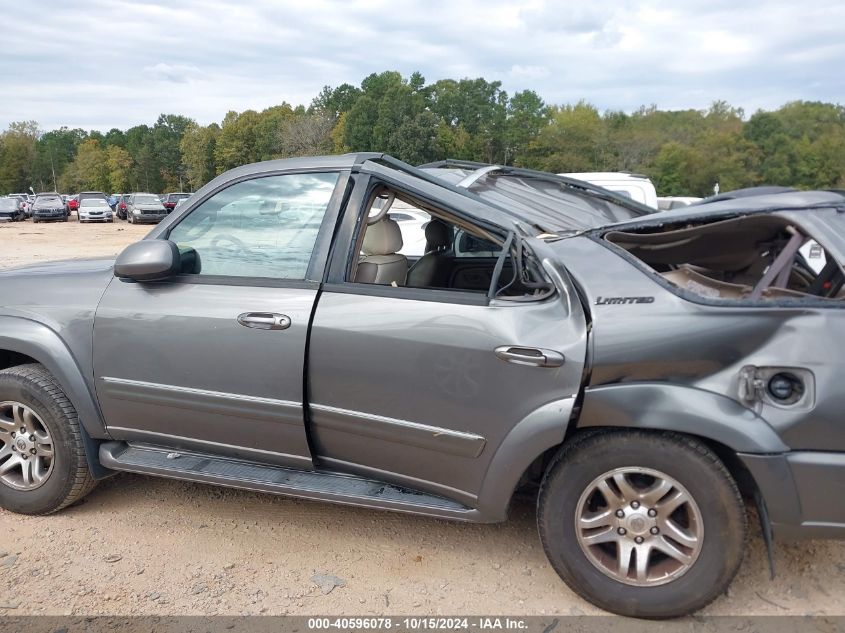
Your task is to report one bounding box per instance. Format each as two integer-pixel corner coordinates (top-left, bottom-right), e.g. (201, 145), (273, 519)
(576, 382), (788, 453)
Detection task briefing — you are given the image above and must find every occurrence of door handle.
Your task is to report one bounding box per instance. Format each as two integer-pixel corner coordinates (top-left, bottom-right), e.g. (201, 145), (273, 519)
(495, 346), (565, 368)
(237, 312), (291, 331)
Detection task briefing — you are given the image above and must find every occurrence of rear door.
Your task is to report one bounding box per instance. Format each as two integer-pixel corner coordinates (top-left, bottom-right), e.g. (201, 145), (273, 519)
(307, 175), (588, 505)
(93, 170), (347, 468)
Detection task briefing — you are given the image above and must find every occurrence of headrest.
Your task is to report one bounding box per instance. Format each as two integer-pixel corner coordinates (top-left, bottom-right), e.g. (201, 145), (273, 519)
(362, 218), (403, 256)
(424, 219), (452, 250)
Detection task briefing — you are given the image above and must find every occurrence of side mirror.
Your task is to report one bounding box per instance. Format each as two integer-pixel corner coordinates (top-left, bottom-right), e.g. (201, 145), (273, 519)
(114, 240), (181, 281)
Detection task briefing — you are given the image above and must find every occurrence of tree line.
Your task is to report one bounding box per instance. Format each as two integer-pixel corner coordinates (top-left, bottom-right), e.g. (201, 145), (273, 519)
(1, 70), (843, 197)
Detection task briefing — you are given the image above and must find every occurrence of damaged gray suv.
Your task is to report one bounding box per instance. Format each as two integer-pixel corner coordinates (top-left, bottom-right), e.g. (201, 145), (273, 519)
(1, 154), (843, 618)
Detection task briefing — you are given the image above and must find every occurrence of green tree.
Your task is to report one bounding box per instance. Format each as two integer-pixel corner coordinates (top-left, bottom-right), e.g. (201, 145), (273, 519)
(180, 123), (220, 190)
(60, 138), (109, 192)
(105, 145), (133, 192)
(0, 121), (39, 193)
(506, 90), (547, 165)
(214, 110), (260, 172)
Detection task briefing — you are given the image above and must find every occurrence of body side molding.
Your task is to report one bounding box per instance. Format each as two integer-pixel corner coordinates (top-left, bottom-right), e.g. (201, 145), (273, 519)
(309, 403), (487, 458)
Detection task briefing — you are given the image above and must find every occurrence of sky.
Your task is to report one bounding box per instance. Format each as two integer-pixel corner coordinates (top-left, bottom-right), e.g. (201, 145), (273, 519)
(2, 0), (844, 132)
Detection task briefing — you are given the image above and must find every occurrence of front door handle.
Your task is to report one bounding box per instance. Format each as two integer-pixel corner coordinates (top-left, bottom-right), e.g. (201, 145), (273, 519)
(495, 346), (565, 368)
(237, 312), (291, 331)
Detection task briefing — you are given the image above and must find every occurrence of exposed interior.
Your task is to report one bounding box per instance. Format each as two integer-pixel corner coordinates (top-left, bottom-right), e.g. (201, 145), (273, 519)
(605, 215), (845, 302)
(349, 186), (552, 299)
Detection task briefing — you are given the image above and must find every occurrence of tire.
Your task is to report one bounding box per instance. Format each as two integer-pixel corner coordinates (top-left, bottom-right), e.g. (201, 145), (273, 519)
(0, 364), (97, 515)
(537, 430), (746, 618)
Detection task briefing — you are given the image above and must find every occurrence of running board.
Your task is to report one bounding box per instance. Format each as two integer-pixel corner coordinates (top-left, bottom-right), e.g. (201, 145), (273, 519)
(99, 442), (477, 520)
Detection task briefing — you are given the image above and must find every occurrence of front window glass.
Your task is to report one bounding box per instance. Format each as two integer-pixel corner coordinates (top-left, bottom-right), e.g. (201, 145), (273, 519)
(168, 172), (339, 280)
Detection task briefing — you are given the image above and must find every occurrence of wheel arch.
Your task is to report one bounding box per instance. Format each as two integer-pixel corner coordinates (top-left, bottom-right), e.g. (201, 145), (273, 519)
(474, 396), (576, 522)
(575, 382), (789, 454)
(0, 316), (108, 440)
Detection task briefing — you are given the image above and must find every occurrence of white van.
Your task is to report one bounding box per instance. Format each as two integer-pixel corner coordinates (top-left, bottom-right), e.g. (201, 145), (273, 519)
(559, 172), (658, 209)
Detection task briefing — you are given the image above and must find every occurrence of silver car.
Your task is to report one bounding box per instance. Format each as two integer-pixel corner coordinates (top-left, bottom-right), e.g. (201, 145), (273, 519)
(77, 198), (113, 223)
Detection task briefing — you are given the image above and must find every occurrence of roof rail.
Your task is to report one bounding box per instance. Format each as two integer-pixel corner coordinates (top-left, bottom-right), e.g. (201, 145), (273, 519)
(417, 159), (492, 170)
(456, 165), (503, 188)
(418, 158), (654, 216)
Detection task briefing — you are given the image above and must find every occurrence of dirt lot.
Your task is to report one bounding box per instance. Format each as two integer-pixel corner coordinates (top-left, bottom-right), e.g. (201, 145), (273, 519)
(2, 219), (845, 617)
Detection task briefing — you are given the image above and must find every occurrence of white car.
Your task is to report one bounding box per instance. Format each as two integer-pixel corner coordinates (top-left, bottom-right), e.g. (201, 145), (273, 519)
(78, 198), (114, 223)
(389, 202), (430, 257)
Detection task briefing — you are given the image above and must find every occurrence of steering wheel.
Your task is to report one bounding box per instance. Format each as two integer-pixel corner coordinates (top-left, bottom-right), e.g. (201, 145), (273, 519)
(210, 234), (254, 257)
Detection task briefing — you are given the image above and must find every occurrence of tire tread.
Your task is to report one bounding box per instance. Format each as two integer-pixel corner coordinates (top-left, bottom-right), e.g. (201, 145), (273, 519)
(0, 363), (97, 513)
(537, 429), (747, 618)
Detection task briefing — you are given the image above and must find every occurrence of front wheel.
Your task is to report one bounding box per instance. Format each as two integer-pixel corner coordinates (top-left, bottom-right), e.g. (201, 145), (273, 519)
(538, 430), (747, 618)
(0, 364), (97, 514)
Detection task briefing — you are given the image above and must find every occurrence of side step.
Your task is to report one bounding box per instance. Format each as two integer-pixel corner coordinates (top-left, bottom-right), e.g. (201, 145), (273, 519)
(99, 442), (477, 521)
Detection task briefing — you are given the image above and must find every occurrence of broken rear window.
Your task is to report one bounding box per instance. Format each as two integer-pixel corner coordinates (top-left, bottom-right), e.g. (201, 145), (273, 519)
(604, 214), (844, 303)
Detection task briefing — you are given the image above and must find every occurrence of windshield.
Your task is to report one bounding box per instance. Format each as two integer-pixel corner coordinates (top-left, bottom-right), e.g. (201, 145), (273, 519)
(81, 199), (109, 207)
(0, 199), (16, 210)
(35, 195), (62, 205)
(135, 195), (161, 205)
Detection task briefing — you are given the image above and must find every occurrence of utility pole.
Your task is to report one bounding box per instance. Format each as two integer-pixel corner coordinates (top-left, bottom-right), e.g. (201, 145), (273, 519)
(49, 144), (57, 192)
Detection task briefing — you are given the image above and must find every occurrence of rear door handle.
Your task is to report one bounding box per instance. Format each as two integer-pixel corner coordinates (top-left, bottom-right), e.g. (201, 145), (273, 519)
(237, 312), (291, 331)
(495, 346), (565, 368)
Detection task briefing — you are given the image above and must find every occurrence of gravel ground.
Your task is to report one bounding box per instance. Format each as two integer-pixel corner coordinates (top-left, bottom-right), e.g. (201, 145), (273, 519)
(2, 218), (844, 617)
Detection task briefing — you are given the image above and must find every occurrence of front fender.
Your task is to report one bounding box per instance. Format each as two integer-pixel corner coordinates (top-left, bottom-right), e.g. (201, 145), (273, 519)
(576, 382), (788, 453)
(0, 316), (108, 440)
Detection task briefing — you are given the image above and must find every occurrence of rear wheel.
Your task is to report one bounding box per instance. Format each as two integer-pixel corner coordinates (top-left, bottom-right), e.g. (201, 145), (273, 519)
(538, 430), (746, 618)
(0, 364), (97, 514)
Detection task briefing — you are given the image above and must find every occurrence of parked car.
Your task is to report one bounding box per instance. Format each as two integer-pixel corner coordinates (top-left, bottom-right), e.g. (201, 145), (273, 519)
(107, 193), (122, 211)
(1, 155), (844, 618)
(162, 192), (191, 213)
(115, 193), (131, 220)
(30, 193), (68, 223)
(76, 191), (108, 207)
(125, 192), (168, 224)
(0, 197), (25, 222)
(66, 195), (79, 214)
(77, 198), (113, 223)
(8, 193), (30, 216)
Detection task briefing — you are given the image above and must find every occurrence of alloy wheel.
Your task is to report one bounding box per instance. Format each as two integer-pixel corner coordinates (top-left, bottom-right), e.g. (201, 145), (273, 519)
(0, 402), (55, 490)
(575, 466), (703, 586)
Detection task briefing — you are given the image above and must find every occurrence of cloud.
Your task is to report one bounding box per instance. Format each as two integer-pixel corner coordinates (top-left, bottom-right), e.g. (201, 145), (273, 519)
(509, 65), (550, 80)
(142, 63), (206, 84)
(0, 0), (842, 131)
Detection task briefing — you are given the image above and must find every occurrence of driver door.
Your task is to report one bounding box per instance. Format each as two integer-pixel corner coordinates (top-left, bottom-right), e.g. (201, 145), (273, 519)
(93, 171), (346, 469)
